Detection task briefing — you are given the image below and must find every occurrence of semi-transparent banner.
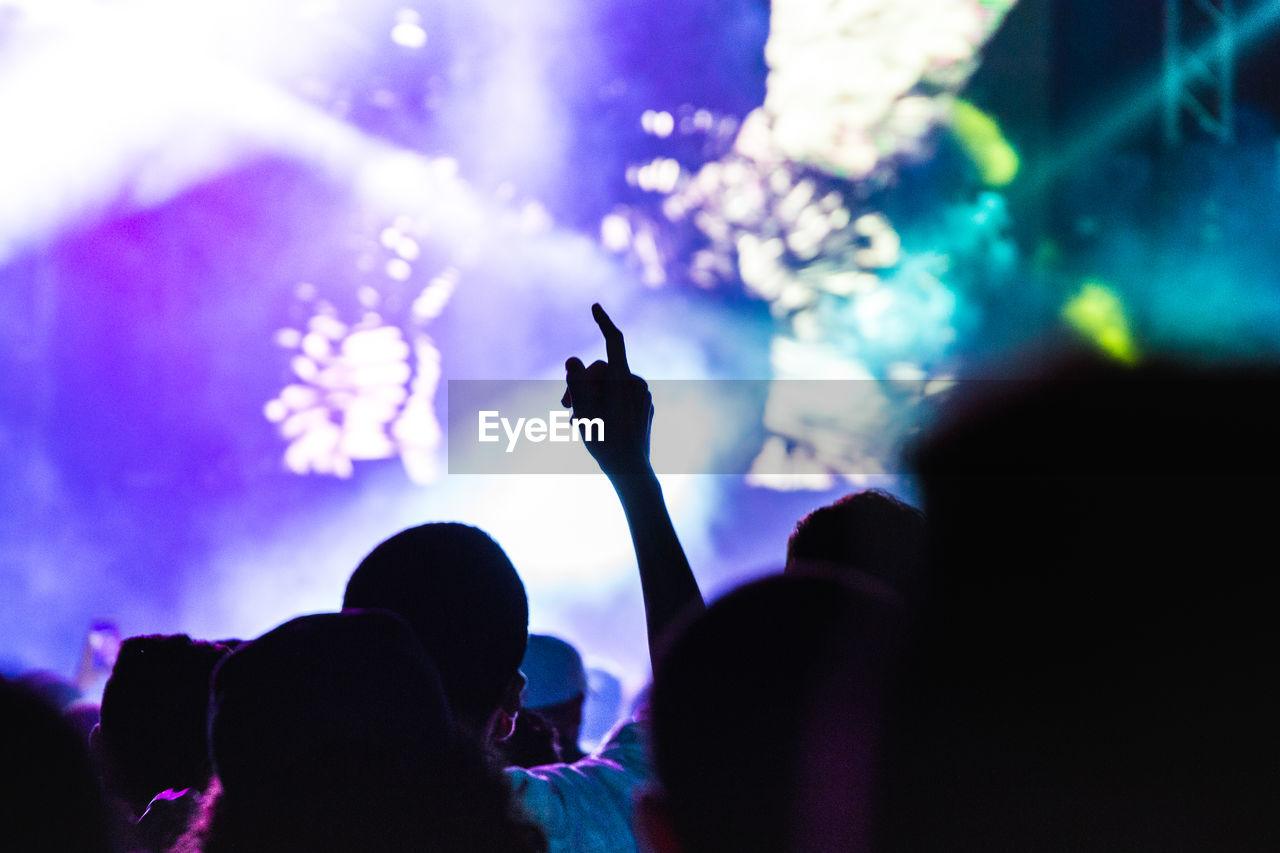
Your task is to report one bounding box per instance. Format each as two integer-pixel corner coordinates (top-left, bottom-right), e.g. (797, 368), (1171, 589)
(446, 379), (933, 476)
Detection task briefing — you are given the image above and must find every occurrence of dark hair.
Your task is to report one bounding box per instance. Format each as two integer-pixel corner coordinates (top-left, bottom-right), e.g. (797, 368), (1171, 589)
(177, 610), (545, 853)
(343, 523), (528, 726)
(1, 677), (113, 852)
(650, 575), (902, 853)
(786, 489), (926, 600)
(96, 634), (232, 814)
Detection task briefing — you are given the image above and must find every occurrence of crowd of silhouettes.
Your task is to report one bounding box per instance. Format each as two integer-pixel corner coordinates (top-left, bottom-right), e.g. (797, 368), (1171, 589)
(2, 304), (1277, 852)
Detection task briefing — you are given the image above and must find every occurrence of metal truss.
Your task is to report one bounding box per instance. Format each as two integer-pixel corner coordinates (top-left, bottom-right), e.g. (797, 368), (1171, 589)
(1163, 0), (1237, 144)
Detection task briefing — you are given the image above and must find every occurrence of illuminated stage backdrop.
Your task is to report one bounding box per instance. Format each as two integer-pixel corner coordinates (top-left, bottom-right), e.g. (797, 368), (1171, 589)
(16, 0), (1238, 693)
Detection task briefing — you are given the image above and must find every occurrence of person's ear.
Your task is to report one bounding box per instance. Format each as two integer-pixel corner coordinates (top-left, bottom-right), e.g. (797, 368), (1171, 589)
(493, 708), (518, 742)
(490, 671), (527, 743)
(87, 723), (105, 775)
(635, 785), (683, 853)
(511, 670), (528, 710)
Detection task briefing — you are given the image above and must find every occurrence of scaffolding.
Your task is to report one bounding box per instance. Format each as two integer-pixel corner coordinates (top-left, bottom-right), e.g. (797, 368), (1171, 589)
(1163, 0), (1238, 145)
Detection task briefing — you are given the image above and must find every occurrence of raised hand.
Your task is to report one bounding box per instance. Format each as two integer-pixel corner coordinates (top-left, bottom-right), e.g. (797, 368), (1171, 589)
(562, 304), (654, 476)
(560, 303), (701, 656)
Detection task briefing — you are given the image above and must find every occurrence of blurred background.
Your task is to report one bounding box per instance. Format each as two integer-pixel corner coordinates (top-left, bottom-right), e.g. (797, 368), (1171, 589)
(3, 0), (1278, 700)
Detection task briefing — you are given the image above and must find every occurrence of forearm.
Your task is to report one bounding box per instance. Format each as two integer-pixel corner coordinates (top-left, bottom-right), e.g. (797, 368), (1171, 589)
(609, 463), (703, 657)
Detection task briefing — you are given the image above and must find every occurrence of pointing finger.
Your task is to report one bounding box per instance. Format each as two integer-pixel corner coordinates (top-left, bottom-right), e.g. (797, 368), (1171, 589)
(592, 303), (629, 374)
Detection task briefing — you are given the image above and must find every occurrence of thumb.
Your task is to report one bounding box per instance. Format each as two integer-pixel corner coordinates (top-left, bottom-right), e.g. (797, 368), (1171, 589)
(562, 357), (586, 407)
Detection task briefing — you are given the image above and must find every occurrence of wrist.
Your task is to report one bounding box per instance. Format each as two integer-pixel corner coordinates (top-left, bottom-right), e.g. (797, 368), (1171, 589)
(604, 456), (657, 487)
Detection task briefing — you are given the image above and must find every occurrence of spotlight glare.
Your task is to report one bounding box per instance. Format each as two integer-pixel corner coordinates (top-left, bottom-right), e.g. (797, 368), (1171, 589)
(390, 21), (427, 49)
(1063, 282), (1140, 365)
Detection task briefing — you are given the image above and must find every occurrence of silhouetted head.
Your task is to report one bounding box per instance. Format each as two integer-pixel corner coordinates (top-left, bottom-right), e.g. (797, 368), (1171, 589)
(209, 610), (452, 801)
(520, 634), (587, 761)
(641, 575), (902, 853)
(785, 489), (926, 602)
(92, 634), (232, 815)
(871, 356), (1280, 851)
(580, 666), (624, 750)
(184, 610), (545, 853)
(342, 523), (529, 742)
(1, 677), (113, 853)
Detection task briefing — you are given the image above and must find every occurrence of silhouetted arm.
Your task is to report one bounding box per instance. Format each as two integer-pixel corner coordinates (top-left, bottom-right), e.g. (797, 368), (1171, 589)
(609, 467), (702, 655)
(563, 304), (703, 660)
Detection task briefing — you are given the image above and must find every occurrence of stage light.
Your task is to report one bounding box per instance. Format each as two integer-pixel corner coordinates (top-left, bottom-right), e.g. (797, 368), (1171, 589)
(266, 314), (442, 479)
(1063, 282), (1140, 365)
(950, 98), (1020, 186)
(600, 213), (633, 252)
(390, 9), (427, 49)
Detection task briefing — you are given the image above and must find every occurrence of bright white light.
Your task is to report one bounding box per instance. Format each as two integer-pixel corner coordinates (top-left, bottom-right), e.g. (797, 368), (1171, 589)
(600, 213), (632, 251)
(0, 0), (504, 265)
(266, 319), (441, 480)
(410, 273), (457, 322)
(386, 258), (413, 281)
(263, 399), (288, 422)
(390, 21), (427, 49)
(0, 0), (405, 260)
(635, 158), (682, 193)
(395, 235), (421, 261)
(763, 0), (1015, 172)
(274, 328), (303, 348)
(853, 213), (901, 268)
(642, 109), (675, 138)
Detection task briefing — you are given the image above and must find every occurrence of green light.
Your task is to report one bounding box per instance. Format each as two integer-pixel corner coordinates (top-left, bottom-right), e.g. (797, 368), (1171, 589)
(1062, 282), (1139, 365)
(951, 99), (1020, 187)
